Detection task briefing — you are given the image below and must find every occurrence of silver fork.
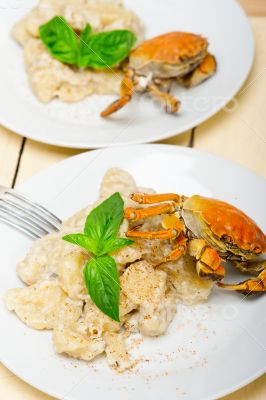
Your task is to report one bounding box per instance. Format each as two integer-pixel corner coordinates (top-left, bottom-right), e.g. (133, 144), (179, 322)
(0, 185), (62, 239)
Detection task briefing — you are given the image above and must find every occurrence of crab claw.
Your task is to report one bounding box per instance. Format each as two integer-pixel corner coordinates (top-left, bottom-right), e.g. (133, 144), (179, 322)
(188, 239), (226, 281)
(217, 270), (266, 295)
(197, 262), (225, 281)
(179, 53), (217, 88)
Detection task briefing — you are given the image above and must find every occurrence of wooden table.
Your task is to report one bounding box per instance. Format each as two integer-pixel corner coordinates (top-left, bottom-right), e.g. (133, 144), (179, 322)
(0, 1), (265, 399)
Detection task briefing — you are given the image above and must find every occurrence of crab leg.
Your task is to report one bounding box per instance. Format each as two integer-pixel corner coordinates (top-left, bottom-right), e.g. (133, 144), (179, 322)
(125, 193), (185, 244)
(131, 193), (182, 205)
(124, 202), (176, 222)
(147, 83), (180, 113)
(233, 259), (266, 275)
(188, 239), (225, 281)
(130, 231), (188, 265)
(126, 214), (184, 240)
(161, 233), (187, 264)
(217, 270), (266, 294)
(101, 69), (135, 117)
(126, 228), (177, 240)
(179, 53), (217, 88)
(126, 213), (187, 265)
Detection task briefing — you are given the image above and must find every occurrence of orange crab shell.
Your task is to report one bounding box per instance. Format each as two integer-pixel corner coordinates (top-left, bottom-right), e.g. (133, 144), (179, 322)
(130, 32), (208, 68)
(183, 195), (266, 254)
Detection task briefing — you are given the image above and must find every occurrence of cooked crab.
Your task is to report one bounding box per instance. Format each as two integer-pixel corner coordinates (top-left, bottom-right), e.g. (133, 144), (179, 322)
(124, 193), (266, 295)
(101, 32), (217, 117)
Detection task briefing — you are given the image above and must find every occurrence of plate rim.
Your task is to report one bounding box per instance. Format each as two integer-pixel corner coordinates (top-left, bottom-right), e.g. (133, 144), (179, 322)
(0, 355), (265, 400)
(16, 144), (266, 190)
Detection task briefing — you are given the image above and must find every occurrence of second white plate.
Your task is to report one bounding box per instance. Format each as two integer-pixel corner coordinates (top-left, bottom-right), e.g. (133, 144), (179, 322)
(0, 145), (265, 400)
(0, 0), (254, 148)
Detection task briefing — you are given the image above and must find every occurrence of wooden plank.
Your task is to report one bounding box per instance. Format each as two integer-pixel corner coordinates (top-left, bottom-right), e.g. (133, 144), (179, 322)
(15, 133), (191, 185)
(0, 364), (55, 400)
(160, 131), (192, 147)
(0, 126), (22, 186)
(194, 17), (266, 179)
(221, 375), (266, 400)
(238, 0), (266, 16)
(15, 139), (84, 186)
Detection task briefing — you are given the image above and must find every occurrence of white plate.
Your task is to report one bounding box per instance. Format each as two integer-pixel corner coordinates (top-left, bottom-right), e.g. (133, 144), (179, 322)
(0, 0), (254, 149)
(0, 144), (265, 400)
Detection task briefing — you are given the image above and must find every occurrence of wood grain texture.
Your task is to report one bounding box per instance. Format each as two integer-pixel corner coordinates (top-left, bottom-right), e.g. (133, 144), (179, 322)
(221, 375), (266, 400)
(238, 0), (266, 16)
(159, 131), (191, 147)
(0, 126), (22, 186)
(194, 18), (266, 179)
(0, 364), (55, 400)
(15, 139), (84, 186)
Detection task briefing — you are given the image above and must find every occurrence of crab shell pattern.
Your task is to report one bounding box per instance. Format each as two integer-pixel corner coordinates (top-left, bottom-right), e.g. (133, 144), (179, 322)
(183, 196), (266, 258)
(129, 32), (210, 78)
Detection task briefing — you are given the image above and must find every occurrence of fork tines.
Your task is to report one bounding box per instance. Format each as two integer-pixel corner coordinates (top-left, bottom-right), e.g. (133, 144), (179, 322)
(0, 189), (62, 239)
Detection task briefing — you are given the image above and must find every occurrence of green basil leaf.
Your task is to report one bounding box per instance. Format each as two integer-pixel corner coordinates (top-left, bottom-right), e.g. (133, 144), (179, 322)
(78, 29), (137, 69)
(78, 24), (92, 68)
(101, 237), (134, 256)
(84, 192), (124, 256)
(80, 23), (92, 41)
(62, 233), (95, 253)
(39, 16), (79, 65)
(84, 256), (120, 322)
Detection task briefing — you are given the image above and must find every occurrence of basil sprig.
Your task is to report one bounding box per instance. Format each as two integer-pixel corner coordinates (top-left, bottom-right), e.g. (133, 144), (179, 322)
(39, 16), (137, 69)
(63, 193), (133, 322)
